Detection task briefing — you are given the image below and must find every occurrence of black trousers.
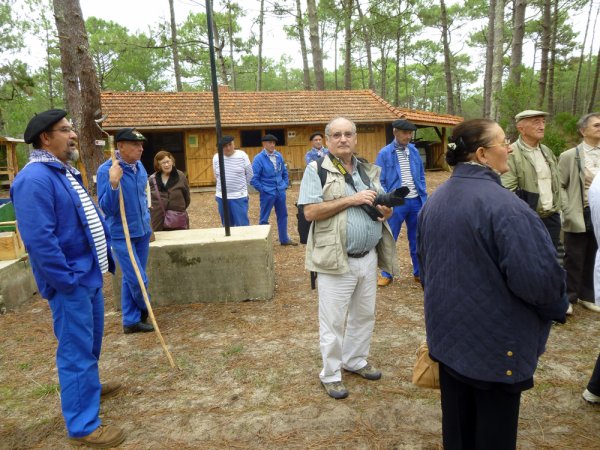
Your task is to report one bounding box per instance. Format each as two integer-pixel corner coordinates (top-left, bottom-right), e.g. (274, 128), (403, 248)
(440, 365), (521, 450)
(588, 353), (600, 396)
(563, 230), (597, 303)
(541, 213), (561, 252)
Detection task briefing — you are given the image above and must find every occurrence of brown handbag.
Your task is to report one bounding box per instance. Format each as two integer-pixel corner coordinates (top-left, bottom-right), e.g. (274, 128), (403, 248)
(152, 176), (189, 230)
(412, 341), (440, 389)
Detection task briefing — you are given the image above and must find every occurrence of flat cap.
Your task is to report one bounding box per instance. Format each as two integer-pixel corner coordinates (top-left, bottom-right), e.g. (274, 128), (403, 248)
(24, 109), (68, 144)
(261, 134), (278, 142)
(115, 128), (147, 142)
(514, 110), (548, 122)
(309, 132), (324, 141)
(218, 135), (234, 147)
(392, 119), (417, 131)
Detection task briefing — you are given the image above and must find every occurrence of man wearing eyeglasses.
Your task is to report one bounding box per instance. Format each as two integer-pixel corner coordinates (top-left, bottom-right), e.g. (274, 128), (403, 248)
(375, 119), (427, 286)
(298, 117), (397, 399)
(10, 109), (125, 447)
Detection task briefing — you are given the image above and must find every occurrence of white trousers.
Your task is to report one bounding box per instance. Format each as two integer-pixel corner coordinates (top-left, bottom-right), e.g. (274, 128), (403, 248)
(317, 249), (378, 383)
(589, 176), (600, 306)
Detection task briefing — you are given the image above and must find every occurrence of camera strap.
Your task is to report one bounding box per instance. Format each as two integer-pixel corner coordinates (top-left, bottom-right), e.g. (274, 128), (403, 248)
(327, 153), (371, 192)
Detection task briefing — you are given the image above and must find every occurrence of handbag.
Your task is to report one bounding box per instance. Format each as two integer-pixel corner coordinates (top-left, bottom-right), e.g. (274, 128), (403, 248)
(412, 341), (440, 389)
(152, 176), (189, 230)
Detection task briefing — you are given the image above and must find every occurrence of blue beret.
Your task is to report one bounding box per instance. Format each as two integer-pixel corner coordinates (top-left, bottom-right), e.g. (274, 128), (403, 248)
(24, 109), (68, 144)
(261, 134), (278, 142)
(115, 128), (147, 142)
(218, 135), (235, 147)
(392, 119), (417, 131)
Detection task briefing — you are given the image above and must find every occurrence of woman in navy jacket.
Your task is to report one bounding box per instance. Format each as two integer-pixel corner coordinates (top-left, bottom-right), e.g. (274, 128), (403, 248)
(417, 119), (568, 450)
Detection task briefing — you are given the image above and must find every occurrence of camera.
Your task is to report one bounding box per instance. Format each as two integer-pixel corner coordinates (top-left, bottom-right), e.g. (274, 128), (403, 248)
(362, 187), (410, 221)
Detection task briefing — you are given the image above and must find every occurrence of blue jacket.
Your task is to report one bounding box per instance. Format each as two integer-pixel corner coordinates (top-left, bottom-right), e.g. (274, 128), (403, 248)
(417, 163), (567, 384)
(251, 150), (289, 196)
(10, 161), (115, 299)
(97, 159), (152, 239)
(375, 141), (427, 203)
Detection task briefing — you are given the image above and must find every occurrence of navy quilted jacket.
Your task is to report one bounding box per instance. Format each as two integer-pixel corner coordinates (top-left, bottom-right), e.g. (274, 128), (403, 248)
(417, 163), (568, 384)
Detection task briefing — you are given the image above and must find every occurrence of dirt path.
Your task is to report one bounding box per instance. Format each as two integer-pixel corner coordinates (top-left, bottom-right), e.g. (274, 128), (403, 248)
(1, 172), (599, 449)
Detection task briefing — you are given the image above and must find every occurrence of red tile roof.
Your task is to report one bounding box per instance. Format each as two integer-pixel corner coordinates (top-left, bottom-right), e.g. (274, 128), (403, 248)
(100, 89), (463, 130)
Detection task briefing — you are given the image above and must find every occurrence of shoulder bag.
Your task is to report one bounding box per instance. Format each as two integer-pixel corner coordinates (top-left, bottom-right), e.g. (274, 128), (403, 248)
(152, 177), (189, 230)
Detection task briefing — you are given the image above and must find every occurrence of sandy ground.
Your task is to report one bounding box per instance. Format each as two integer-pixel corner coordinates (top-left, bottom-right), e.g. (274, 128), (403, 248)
(1, 171), (600, 449)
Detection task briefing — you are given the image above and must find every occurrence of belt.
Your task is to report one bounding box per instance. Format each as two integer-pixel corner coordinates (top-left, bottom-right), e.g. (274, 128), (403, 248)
(348, 251), (370, 258)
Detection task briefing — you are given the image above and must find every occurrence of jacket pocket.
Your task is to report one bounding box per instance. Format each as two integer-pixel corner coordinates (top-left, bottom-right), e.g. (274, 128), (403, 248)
(312, 230), (338, 269)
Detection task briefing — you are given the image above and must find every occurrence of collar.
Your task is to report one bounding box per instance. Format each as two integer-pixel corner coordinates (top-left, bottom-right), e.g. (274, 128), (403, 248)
(27, 149), (80, 176)
(517, 137), (541, 152)
(452, 162), (501, 184)
(582, 141), (600, 152)
(116, 151), (138, 173)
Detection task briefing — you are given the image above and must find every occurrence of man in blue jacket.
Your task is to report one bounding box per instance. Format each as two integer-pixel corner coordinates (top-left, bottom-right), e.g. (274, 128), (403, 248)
(251, 134), (297, 245)
(375, 119), (427, 286)
(97, 128), (154, 334)
(11, 109), (125, 448)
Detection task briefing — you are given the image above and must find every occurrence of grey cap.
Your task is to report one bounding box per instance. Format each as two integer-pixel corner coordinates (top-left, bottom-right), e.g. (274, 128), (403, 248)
(514, 110), (549, 122)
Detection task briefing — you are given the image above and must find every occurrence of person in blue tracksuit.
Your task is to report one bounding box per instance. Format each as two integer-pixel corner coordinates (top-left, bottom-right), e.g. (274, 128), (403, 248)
(375, 119), (427, 286)
(97, 128), (154, 334)
(11, 109), (125, 447)
(251, 134), (297, 245)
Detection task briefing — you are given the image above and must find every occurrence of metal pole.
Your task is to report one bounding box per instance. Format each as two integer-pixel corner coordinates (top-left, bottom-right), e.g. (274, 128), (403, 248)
(206, 0), (231, 236)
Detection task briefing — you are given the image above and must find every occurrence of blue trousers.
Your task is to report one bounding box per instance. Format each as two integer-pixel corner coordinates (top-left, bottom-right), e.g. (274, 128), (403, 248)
(259, 191), (290, 243)
(49, 285), (103, 438)
(382, 197), (422, 278)
(216, 196), (250, 227)
(111, 233), (151, 326)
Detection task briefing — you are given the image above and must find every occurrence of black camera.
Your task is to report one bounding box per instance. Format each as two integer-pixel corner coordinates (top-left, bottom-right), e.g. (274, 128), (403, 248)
(361, 187), (410, 221)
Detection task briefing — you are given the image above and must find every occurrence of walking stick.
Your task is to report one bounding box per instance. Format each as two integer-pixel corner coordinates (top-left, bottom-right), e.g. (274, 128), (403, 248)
(96, 118), (177, 369)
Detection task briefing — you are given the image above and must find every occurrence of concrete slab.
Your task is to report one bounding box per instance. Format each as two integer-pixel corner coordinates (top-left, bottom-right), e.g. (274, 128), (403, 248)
(113, 225), (274, 307)
(0, 257), (38, 311)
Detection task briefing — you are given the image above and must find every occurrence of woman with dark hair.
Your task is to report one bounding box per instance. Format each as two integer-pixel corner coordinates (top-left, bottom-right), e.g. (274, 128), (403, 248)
(149, 150), (191, 231)
(417, 119), (568, 449)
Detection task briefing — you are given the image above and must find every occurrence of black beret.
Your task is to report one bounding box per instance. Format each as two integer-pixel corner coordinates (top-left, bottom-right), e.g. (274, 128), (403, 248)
(309, 132), (324, 141)
(115, 128), (147, 142)
(392, 119), (417, 131)
(24, 109), (68, 144)
(261, 134), (278, 142)
(217, 135), (235, 147)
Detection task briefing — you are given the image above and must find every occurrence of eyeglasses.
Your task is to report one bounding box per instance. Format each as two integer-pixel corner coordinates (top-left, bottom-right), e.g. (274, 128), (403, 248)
(160, 160), (173, 166)
(49, 127), (75, 134)
(328, 131), (356, 140)
(486, 138), (511, 149)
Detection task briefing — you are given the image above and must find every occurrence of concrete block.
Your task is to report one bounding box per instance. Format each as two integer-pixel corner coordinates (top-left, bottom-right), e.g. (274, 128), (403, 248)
(113, 225), (274, 307)
(0, 257), (38, 310)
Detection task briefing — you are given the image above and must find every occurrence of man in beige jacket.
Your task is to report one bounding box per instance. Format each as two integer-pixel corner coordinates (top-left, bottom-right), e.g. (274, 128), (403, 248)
(558, 112), (600, 314)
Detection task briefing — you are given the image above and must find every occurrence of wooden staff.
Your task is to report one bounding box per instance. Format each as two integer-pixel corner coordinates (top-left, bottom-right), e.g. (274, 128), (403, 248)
(109, 136), (176, 369)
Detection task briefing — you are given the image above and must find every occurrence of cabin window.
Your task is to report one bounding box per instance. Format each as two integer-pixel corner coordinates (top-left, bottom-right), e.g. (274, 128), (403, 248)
(240, 129), (286, 147)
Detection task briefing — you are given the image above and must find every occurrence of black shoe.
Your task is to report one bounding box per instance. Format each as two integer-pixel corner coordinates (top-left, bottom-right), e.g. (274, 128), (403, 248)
(123, 322), (154, 334)
(281, 240), (298, 246)
(140, 309), (149, 324)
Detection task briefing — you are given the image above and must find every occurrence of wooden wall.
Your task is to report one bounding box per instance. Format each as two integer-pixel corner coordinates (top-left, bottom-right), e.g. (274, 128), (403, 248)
(184, 124), (390, 187)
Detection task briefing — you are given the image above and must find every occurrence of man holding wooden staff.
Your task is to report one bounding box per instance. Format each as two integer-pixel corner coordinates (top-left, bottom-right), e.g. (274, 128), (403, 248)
(11, 109), (125, 447)
(97, 128), (154, 334)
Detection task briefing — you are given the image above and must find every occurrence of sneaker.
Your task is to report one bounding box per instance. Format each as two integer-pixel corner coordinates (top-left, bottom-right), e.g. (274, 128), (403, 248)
(566, 303), (573, 316)
(281, 240), (298, 246)
(346, 363), (382, 380)
(100, 381), (123, 399)
(123, 322), (154, 334)
(583, 389), (600, 404)
(377, 275), (392, 287)
(69, 424), (126, 448)
(322, 381), (349, 399)
(579, 301), (600, 313)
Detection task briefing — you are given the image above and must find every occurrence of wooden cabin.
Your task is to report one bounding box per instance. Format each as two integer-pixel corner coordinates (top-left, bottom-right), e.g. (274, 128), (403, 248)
(0, 136), (23, 194)
(100, 89), (463, 187)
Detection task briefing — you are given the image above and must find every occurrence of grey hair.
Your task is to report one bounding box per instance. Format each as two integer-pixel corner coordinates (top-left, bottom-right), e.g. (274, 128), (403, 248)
(325, 117), (357, 137)
(578, 112), (600, 132)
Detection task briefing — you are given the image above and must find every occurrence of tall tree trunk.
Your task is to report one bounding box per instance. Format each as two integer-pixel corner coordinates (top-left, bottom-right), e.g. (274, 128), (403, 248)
(306, 0), (325, 90)
(455, 77), (463, 116)
(211, 17), (229, 85)
(227, 1), (236, 90)
(355, 0), (374, 90)
(45, 25), (55, 108)
(343, 0), (352, 90)
(395, 31), (401, 105)
(440, 0), (454, 114)
(585, 4), (600, 107)
(509, 0), (526, 87)
(334, 20), (339, 90)
(547, 0), (558, 118)
(572, 0), (593, 114)
(490, 0), (504, 121)
(588, 44), (600, 113)
(256, 0), (264, 91)
(537, 0), (551, 110)
(53, 0), (103, 194)
(295, 0), (312, 90)
(483, 0), (496, 118)
(169, 0), (182, 91)
(380, 43), (387, 98)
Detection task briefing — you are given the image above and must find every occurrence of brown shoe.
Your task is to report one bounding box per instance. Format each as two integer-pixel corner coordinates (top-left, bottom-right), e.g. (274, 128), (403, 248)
(377, 275), (392, 287)
(100, 381), (123, 399)
(69, 424), (125, 448)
